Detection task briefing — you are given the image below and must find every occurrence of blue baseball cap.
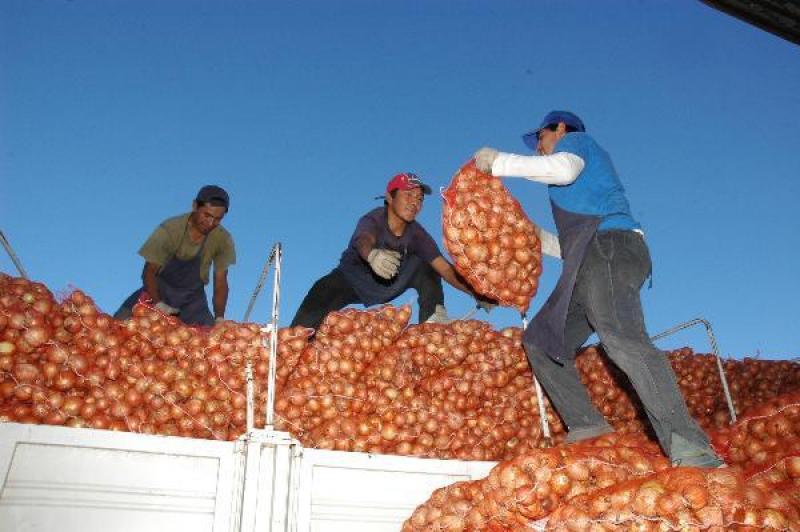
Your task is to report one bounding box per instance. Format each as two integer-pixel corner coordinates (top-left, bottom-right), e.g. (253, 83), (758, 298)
(522, 110), (586, 151)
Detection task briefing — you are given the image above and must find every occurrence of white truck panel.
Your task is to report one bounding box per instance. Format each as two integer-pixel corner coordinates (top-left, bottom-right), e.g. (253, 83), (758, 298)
(0, 423), (498, 532)
(0, 423), (240, 532)
(296, 448), (496, 532)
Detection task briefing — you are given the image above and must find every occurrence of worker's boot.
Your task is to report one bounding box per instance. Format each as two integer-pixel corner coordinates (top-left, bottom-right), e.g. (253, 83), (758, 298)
(670, 433), (725, 468)
(424, 305), (451, 324)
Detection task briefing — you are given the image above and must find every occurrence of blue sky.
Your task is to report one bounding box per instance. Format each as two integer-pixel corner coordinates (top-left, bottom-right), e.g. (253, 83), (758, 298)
(2, 1), (798, 359)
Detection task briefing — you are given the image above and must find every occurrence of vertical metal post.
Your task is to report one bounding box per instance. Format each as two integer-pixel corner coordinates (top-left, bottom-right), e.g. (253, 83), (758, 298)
(245, 361), (255, 432)
(651, 317), (737, 423)
(243, 244), (278, 322)
(523, 314), (552, 444)
(0, 230), (28, 279)
(265, 243), (282, 429)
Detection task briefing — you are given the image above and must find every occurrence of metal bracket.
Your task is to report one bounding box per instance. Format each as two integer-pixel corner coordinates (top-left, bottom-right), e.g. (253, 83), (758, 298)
(651, 317), (737, 424)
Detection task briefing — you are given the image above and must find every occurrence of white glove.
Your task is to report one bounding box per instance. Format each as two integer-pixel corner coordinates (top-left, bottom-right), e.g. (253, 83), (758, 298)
(155, 301), (179, 315)
(367, 248), (401, 279)
(474, 147), (499, 174)
(215, 317), (225, 324)
(536, 226), (562, 259)
(425, 304), (451, 324)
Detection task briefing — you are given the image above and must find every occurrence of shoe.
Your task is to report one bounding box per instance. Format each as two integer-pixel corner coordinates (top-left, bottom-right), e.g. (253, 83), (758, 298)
(565, 423), (614, 443)
(424, 305), (451, 324)
(670, 433), (725, 468)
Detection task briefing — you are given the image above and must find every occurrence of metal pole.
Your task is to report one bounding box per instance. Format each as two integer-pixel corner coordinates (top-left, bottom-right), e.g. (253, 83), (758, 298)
(265, 243), (282, 429)
(523, 314), (552, 444)
(243, 243), (279, 322)
(651, 318), (737, 423)
(0, 230), (28, 279)
(245, 361), (255, 432)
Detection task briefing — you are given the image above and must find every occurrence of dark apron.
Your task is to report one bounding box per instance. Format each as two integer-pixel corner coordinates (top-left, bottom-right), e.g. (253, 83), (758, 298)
(119, 231), (214, 326)
(341, 253), (423, 306)
(523, 201), (601, 362)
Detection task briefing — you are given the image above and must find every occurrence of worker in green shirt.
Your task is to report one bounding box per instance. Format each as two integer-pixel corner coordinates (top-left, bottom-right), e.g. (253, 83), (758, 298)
(113, 185), (236, 326)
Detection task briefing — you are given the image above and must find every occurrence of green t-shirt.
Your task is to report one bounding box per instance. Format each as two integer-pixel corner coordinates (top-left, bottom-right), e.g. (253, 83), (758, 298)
(138, 213), (236, 285)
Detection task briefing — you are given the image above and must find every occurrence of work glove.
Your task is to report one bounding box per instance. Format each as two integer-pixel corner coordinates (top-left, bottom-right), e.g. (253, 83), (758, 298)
(155, 301), (179, 315)
(473, 147), (499, 174)
(425, 304), (451, 325)
(367, 248), (401, 279)
(536, 226), (562, 259)
(475, 296), (498, 314)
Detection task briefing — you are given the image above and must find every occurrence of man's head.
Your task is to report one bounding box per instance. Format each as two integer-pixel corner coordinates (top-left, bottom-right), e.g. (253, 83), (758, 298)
(191, 185), (230, 235)
(522, 110), (585, 155)
(384, 173), (431, 223)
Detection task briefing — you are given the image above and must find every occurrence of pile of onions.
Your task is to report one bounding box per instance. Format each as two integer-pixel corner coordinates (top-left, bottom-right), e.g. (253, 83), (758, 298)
(442, 162), (542, 312)
(546, 467), (793, 531)
(278, 319), (565, 460)
(0, 273), (311, 440)
(747, 456), (800, 522)
(4, 274), (800, 530)
(710, 392), (800, 476)
(273, 304), (413, 450)
(403, 432), (669, 531)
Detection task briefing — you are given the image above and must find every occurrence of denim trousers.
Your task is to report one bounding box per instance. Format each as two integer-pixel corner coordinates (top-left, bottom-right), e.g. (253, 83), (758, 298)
(526, 230), (710, 455)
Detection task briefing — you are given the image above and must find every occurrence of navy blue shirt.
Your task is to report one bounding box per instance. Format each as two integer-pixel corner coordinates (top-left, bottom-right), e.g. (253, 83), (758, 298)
(550, 132), (640, 232)
(338, 207), (442, 305)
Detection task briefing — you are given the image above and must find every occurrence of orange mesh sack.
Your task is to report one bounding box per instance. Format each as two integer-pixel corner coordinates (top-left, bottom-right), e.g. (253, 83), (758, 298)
(545, 467), (798, 531)
(442, 161), (543, 313)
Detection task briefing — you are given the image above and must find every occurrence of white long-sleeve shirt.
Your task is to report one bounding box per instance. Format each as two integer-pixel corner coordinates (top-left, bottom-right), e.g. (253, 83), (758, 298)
(491, 152), (585, 185)
(490, 151), (586, 259)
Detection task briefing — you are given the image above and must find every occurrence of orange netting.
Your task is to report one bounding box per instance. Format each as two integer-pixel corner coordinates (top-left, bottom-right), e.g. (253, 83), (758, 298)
(442, 161), (542, 313)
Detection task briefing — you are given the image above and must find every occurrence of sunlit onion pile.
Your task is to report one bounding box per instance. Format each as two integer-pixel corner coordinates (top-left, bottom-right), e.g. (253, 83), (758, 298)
(545, 466), (795, 531)
(442, 162), (543, 313)
(2, 274), (800, 530)
(404, 397), (800, 531)
(0, 274), (311, 439)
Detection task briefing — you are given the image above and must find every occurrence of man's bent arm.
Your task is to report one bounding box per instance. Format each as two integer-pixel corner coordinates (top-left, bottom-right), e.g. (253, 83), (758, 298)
(213, 269), (229, 319)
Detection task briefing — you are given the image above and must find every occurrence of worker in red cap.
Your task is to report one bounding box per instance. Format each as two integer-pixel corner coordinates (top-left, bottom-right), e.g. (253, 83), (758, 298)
(291, 173), (492, 329)
(113, 185), (236, 326)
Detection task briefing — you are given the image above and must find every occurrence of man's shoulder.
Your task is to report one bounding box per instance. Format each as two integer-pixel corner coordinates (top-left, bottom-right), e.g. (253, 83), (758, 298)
(559, 131), (595, 148)
(361, 206), (385, 220)
(158, 213), (191, 234)
(209, 225), (234, 246)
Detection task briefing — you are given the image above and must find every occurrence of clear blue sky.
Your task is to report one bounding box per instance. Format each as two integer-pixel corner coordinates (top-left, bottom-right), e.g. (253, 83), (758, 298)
(2, 1), (798, 359)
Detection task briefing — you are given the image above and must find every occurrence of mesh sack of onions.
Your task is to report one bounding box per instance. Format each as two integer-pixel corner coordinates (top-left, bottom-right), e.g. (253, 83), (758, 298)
(274, 305), (412, 450)
(544, 466), (796, 532)
(403, 433), (669, 531)
(745, 455), (800, 523)
(709, 391), (800, 476)
(0, 273), (311, 440)
(442, 161), (542, 313)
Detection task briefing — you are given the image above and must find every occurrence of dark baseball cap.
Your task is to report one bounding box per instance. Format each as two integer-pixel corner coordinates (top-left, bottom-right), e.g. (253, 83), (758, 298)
(522, 110), (586, 151)
(195, 185), (230, 210)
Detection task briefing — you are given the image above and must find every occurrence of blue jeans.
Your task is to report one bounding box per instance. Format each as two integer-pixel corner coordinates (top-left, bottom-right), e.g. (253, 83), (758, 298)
(527, 230), (711, 456)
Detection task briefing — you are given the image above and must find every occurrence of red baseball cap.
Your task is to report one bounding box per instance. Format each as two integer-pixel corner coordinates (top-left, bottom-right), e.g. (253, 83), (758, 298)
(385, 172), (432, 196)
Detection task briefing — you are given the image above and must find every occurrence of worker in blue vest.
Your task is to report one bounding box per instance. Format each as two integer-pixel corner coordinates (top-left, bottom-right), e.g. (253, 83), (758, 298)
(474, 111), (722, 467)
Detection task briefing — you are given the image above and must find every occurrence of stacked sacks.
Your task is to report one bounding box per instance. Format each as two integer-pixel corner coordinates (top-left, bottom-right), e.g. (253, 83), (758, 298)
(746, 455), (800, 523)
(0, 273), (311, 440)
(442, 162), (542, 313)
(711, 392), (800, 476)
(273, 305), (412, 451)
(546, 466), (797, 531)
(402, 433), (669, 531)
